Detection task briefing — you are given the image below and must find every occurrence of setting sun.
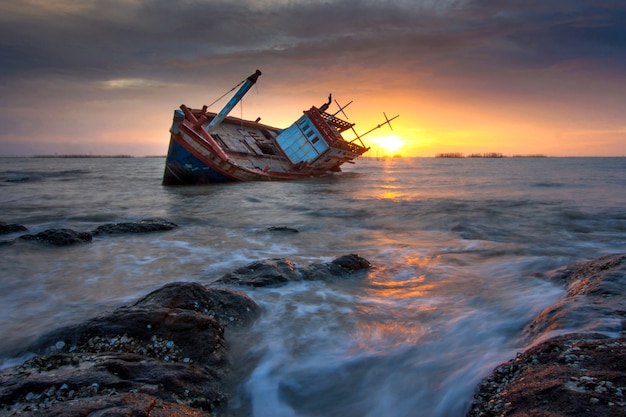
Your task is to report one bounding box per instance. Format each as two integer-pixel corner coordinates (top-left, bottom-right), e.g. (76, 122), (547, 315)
(371, 135), (404, 155)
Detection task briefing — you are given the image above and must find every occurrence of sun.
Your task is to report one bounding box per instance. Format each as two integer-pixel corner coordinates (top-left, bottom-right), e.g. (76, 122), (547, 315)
(373, 135), (404, 154)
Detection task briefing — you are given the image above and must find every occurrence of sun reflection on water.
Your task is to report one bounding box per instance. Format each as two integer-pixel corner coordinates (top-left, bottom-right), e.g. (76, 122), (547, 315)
(351, 320), (428, 355)
(368, 275), (438, 299)
(380, 191), (402, 200)
(347, 251), (446, 356)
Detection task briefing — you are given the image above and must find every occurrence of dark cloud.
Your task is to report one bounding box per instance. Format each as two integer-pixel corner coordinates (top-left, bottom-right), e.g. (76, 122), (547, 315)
(0, 0), (625, 156)
(489, 2), (626, 71)
(1, 0), (624, 84)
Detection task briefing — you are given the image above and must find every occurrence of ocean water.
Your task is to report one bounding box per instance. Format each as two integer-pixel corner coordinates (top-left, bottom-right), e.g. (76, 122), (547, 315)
(1, 156), (625, 416)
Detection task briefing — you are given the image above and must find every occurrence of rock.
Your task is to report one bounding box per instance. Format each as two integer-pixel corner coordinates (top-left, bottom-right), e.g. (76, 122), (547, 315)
(216, 258), (300, 287)
(470, 253), (626, 417)
(0, 357), (214, 416)
(132, 282), (260, 329)
(18, 229), (92, 246)
(214, 254), (371, 287)
(0, 222), (27, 234)
(300, 253), (372, 281)
(91, 218), (178, 235)
(267, 226), (299, 233)
(468, 334), (626, 417)
(550, 253), (626, 298)
(331, 253), (372, 271)
(524, 253), (626, 340)
(0, 282), (259, 416)
(1, 219), (178, 248)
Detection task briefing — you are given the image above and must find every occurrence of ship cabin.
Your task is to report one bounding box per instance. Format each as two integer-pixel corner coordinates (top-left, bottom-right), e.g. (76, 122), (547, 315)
(276, 106), (369, 173)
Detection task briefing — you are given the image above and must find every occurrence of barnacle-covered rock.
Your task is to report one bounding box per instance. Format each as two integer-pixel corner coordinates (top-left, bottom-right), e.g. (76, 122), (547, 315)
(524, 253), (626, 340)
(470, 253), (626, 417)
(135, 282), (259, 328)
(468, 334), (626, 417)
(0, 282), (259, 416)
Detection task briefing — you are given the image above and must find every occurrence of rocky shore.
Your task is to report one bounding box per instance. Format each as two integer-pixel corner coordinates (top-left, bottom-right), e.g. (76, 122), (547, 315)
(1, 217), (625, 417)
(0, 282), (253, 416)
(0, 253), (371, 416)
(468, 253), (626, 417)
(0, 218), (178, 246)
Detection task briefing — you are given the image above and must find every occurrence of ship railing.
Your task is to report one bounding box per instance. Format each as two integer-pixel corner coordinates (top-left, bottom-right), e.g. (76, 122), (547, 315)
(307, 108), (367, 155)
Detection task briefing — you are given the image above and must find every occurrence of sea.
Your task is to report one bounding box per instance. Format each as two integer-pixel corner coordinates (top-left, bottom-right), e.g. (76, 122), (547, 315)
(1, 156), (625, 417)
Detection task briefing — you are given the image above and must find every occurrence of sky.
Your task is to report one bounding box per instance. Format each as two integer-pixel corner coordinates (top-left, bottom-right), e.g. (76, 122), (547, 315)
(1, 0), (625, 157)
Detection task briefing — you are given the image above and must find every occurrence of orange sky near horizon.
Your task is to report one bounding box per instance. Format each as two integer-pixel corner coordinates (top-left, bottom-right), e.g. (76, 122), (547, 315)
(0, 1), (625, 157)
(1, 65), (624, 158)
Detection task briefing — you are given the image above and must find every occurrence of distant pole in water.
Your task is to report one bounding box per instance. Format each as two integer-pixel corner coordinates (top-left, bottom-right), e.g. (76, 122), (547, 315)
(207, 70), (262, 132)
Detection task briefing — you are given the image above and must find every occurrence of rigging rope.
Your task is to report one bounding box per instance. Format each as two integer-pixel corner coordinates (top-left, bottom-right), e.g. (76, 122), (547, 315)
(240, 98), (243, 129)
(206, 79), (246, 109)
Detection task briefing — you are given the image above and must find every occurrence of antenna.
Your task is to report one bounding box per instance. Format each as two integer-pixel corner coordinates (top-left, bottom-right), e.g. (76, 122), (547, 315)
(384, 112), (394, 131)
(352, 112), (400, 141)
(332, 100), (353, 119)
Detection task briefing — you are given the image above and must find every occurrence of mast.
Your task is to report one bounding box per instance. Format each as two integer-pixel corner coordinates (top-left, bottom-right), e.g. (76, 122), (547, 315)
(352, 113), (399, 141)
(206, 69), (262, 132)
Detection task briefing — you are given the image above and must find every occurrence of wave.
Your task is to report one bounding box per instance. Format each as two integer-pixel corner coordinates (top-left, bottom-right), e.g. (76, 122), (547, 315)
(0, 169), (91, 183)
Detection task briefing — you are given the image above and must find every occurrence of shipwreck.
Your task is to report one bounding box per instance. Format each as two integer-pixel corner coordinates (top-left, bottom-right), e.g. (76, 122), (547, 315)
(163, 70), (397, 185)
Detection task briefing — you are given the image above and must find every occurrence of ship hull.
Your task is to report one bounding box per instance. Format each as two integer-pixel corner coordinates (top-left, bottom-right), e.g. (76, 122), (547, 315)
(162, 71), (371, 186)
(162, 137), (233, 185)
(162, 133), (308, 185)
(162, 115), (311, 185)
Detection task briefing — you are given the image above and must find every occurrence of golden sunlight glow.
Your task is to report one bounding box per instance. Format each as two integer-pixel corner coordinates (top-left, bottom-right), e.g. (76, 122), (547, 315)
(380, 191), (402, 200)
(352, 320), (428, 354)
(371, 135), (404, 154)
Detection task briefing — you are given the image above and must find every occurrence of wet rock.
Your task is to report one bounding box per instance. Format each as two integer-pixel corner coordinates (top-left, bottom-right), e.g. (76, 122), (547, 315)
(267, 226), (299, 233)
(300, 254), (372, 281)
(0, 282), (259, 416)
(61, 392), (211, 417)
(0, 222), (27, 234)
(331, 253), (372, 271)
(1, 218), (179, 248)
(468, 334), (626, 417)
(18, 229), (92, 246)
(91, 218), (178, 235)
(524, 253), (626, 339)
(470, 253), (626, 417)
(216, 258), (300, 287)
(214, 254), (371, 287)
(133, 282), (260, 328)
(549, 253), (626, 298)
(0, 356), (215, 416)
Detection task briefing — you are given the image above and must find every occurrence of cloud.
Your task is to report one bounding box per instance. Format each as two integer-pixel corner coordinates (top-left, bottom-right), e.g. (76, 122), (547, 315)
(1, 0), (624, 85)
(99, 78), (170, 89)
(1, 0), (625, 156)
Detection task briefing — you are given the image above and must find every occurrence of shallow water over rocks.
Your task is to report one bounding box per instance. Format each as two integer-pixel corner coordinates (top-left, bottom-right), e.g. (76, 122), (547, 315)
(1, 156), (625, 416)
